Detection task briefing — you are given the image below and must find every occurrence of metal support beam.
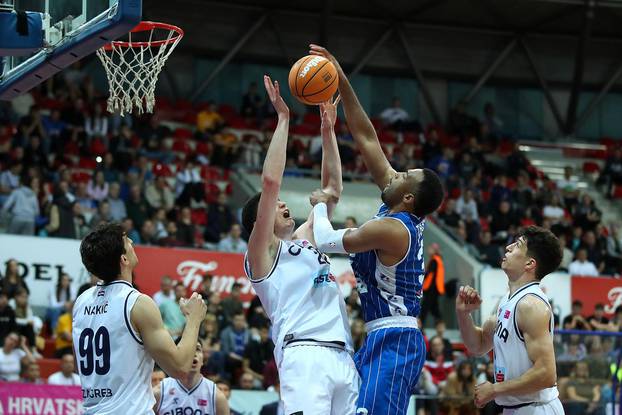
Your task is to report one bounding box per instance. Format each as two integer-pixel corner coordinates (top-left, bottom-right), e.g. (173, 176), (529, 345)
(350, 26), (394, 75)
(463, 38), (517, 103)
(162, 69), (179, 102)
(575, 59), (622, 130)
(397, 25), (441, 124)
(190, 13), (267, 102)
(198, 0), (622, 45)
(565, 1), (595, 135)
(268, 15), (293, 66)
(520, 38), (566, 133)
(320, 0), (333, 46)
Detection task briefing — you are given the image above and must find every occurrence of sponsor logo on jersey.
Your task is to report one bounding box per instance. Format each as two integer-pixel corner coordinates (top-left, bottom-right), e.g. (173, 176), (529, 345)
(313, 272), (336, 287)
(197, 399), (208, 406)
(169, 388), (176, 395)
(504, 310), (511, 319)
(97, 290), (105, 297)
(173, 398), (179, 404)
(162, 408), (208, 415)
(495, 366), (506, 382)
(494, 320), (509, 343)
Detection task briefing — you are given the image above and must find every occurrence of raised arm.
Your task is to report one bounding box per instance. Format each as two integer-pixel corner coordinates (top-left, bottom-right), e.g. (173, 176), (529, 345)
(247, 76), (290, 278)
(310, 44), (395, 190)
(455, 286), (496, 356)
(294, 99), (342, 242)
(475, 295), (557, 407)
(320, 99), (343, 200)
(132, 292), (206, 379)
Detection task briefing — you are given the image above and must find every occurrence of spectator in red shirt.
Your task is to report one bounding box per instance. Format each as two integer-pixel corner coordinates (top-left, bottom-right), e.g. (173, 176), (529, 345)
(424, 335), (454, 388)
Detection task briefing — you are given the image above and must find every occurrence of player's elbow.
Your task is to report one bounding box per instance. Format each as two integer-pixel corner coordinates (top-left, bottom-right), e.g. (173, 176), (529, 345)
(261, 175), (281, 190)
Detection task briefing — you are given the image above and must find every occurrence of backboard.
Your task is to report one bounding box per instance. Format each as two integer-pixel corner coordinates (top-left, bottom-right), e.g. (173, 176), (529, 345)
(0, 0), (141, 100)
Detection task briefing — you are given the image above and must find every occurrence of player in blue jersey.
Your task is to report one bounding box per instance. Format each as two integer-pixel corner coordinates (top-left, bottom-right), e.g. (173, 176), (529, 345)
(308, 44), (445, 415)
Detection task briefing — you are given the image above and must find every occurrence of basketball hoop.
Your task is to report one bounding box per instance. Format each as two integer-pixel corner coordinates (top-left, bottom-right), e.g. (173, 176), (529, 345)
(96, 21), (183, 116)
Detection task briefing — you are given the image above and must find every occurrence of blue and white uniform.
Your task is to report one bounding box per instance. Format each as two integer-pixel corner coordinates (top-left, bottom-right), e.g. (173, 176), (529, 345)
(351, 203), (427, 415)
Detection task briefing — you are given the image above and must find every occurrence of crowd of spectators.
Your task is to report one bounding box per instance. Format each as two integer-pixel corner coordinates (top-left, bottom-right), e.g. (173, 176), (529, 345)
(0, 65), (621, 413)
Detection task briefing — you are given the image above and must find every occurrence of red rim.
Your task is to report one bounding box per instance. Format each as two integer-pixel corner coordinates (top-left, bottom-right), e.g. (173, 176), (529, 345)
(103, 21), (184, 50)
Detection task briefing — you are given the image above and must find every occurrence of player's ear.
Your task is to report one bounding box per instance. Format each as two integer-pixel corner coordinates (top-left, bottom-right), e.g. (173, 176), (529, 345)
(403, 193), (415, 204)
(525, 257), (536, 273)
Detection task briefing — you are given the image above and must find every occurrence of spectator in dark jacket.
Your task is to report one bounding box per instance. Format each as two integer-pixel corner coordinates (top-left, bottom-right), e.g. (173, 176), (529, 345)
(204, 192), (235, 244)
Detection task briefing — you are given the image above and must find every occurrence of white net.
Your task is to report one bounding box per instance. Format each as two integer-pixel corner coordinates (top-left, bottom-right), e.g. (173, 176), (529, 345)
(96, 24), (182, 116)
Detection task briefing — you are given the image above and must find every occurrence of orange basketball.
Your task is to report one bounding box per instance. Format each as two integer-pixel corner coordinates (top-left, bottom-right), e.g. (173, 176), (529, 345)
(288, 55), (339, 105)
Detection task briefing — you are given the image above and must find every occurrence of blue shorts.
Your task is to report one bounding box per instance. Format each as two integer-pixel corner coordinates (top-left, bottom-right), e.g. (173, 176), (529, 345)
(354, 327), (426, 415)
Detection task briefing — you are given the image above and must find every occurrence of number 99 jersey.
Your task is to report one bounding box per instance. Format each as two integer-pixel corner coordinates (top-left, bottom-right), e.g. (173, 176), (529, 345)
(73, 280), (156, 414)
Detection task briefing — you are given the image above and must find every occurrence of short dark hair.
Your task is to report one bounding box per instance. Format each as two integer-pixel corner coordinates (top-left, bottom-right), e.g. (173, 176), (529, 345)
(517, 226), (562, 280)
(241, 192), (262, 235)
(80, 223), (126, 283)
(572, 300), (583, 308)
(595, 303), (604, 310)
(412, 168), (444, 218)
(231, 283), (242, 291)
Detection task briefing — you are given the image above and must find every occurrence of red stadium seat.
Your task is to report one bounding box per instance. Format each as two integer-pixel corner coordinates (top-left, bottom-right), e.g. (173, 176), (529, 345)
(303, 112), (321, 125)
(191, 209), (207, 226)
(42, 339), (56, 358)
(78, 157), (97, 169)
(174, 128), (193, 140)
(38, 358), (61, 380)
(583, 161), (600, 174)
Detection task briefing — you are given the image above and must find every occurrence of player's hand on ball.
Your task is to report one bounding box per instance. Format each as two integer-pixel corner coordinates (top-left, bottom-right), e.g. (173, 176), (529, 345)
(263, 75), (289, 118)
(180, 292), (207, 321)
(474, 381), (497, 408)
(455, 285), (482, 313)
(308, 44), (344, 77)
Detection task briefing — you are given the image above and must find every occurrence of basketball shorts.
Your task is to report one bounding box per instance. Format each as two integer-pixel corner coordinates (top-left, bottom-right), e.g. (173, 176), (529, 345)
(354, 327), (426, 415)
(502, 398), (565, 415)
(279, 344), (360, 415)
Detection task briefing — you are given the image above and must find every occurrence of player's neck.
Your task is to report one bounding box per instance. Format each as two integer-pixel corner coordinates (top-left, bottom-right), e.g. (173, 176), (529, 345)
(508, 274), (538, 296)
(117, 268), (133, 285)
(179, 372), (201, 391)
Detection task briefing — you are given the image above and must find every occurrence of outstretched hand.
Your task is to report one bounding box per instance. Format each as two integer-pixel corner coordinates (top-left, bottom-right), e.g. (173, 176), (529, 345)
(263, 75), (289, 118)
(309, 44), (345, 76)
(320, 95), (340, 129)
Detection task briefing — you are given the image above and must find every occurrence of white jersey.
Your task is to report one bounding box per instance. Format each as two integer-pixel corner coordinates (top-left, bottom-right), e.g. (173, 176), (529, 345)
(157, 376), (217, 415)
(73, 280), (155, 414)
(493, 281), (558, 407)
(244, 239), (353, 366)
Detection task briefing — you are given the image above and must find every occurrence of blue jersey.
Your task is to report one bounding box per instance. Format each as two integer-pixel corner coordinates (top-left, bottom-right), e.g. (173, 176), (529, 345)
(350, 203), (425, 323)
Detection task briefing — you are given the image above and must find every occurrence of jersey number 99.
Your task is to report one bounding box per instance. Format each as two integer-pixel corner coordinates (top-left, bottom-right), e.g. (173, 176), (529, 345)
(78, 327), (111, 376)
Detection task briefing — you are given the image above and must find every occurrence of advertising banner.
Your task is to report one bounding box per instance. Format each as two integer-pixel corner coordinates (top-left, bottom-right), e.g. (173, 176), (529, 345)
(479, 269), (571, 325)
(0, 382), (83, 415)
(0, 235), (357, 308)
(571, 276), (622, 317)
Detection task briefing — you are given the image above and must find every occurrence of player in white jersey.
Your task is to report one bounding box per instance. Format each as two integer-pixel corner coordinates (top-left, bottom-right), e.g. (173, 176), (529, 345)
(241, 76), (359, 414)
(456, 226), (564, 415)
(154, 340), (229, 415)
(74, 223), (207, 414)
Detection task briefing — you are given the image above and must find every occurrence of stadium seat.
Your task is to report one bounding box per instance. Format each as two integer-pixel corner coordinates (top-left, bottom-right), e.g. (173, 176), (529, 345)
(38, 358), (61, 379)
(42, 338), (56, 358)
(174, 128), (193, 140)
(583, 161), (600, 174)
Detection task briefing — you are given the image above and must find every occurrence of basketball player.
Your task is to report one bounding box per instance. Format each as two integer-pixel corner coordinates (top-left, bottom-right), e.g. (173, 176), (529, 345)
(241, 75), (359, 414)
(456, 226), (564, 414)
(153, 340), (229, 415)
(308, 45), (445, 414)
(74, 223), (207, 414)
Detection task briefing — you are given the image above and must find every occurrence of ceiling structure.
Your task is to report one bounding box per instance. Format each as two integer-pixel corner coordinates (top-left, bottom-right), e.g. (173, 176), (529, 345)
(142, 0), (622, 134)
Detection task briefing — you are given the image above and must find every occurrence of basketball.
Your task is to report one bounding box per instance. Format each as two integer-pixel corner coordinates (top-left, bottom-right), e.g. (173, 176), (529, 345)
(288, 55), (339, 105)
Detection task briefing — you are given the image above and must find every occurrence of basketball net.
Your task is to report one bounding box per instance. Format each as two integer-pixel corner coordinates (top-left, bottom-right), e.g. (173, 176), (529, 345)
(96, 22), (183, 116)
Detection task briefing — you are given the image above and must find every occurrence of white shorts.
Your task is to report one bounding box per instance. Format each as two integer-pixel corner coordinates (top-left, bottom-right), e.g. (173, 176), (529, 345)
(280, 344), (360, 415)
(502, 398), (565, 415)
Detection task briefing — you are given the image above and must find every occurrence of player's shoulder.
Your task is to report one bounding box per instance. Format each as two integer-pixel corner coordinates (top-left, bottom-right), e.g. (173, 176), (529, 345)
(516, 293), (551, 324)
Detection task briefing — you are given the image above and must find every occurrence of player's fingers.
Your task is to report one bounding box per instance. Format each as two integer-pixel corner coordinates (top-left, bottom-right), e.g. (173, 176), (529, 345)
(333, 94), (341, 106)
